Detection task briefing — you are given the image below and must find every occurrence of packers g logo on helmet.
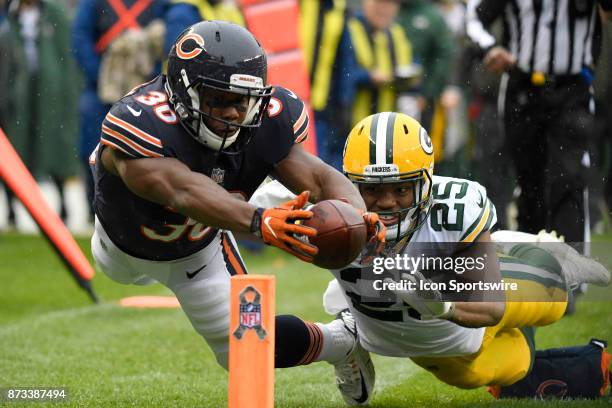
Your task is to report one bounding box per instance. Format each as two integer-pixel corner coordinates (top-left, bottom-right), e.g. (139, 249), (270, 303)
(343, 112), (435, 241)
(420, 127), (434, 155)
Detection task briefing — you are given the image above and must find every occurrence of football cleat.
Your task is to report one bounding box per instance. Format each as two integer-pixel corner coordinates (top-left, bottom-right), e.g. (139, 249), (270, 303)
(332, 310), (375, 406)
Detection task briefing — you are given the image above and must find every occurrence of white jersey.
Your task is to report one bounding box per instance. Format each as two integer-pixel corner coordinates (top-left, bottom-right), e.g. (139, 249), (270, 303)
(332, 175), (496, 357)
(250, 176), (498, 358)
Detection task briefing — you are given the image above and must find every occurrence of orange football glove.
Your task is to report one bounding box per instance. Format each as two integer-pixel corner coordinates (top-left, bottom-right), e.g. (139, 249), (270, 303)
(337, 197), (387, 260)
(361, 211), (386, 262)
(363, 211), (386, 244)
(336, 198), (387, 255)
(250, 191), (319, 262)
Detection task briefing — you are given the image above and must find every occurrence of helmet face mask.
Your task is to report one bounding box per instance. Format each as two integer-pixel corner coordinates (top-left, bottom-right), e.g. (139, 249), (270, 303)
(166, 21), (273, 152)
(343, 112), (435, 245)
(354, 170), (433, 244)
(180, 75), (270, 149)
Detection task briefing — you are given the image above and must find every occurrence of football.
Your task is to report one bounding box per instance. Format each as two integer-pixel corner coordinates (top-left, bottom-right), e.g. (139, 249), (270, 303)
(301, 200), (368, 269)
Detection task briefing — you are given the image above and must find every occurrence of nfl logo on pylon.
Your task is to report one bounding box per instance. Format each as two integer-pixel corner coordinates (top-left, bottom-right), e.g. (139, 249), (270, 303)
(233, 285), (267, 340)
(239, 303), (261, 328)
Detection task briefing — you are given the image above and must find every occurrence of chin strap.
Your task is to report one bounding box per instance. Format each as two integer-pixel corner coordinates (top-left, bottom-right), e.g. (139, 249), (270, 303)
(197, 121), (240, 151)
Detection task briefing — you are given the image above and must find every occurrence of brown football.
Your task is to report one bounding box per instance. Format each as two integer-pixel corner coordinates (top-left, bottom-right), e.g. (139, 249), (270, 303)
(302, 200), (368, 269)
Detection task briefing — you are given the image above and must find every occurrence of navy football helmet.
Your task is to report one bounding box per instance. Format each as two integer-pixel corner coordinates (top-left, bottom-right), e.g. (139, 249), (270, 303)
(167, 21), (273, 151)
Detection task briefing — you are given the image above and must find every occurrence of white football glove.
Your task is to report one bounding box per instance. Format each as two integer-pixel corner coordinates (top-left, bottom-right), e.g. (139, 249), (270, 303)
(384, 271), (455, 320)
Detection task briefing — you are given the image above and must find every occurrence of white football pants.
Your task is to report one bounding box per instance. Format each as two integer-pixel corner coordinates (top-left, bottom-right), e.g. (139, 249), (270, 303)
(92, 218), (248, 369)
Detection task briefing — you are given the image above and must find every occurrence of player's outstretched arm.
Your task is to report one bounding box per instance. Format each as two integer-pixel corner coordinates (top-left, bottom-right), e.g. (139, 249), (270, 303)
(273, 145), (386, 247)
(273, 145), (366, 211)
(102, 147), (257, 232)
(103, 147), (319, 260)
(448, 231), (505, 327)
(387, 231), (505, 327)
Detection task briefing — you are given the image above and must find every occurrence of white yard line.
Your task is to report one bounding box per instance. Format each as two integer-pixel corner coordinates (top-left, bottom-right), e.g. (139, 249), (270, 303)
(0, 304), (114, 337)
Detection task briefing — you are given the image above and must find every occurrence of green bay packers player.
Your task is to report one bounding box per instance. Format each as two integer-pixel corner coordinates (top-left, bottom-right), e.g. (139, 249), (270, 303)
(251, 112), (610, 405)
(325, 112), (610, 404)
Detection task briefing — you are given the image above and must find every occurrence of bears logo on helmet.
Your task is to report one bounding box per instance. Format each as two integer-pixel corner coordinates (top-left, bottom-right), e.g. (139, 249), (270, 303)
(176, 32), (205, 60)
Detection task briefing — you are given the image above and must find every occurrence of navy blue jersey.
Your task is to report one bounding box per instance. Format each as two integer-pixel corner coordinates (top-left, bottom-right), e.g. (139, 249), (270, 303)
(93, 76), (309, 260)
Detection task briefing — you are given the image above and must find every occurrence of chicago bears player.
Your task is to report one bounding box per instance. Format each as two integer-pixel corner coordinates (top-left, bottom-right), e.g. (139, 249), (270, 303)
(251, 112), (610, 405)
(89, 20), (385, 375)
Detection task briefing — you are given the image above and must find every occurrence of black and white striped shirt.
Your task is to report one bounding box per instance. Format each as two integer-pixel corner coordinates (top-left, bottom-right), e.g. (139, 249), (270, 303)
(467, 0), (610, 75)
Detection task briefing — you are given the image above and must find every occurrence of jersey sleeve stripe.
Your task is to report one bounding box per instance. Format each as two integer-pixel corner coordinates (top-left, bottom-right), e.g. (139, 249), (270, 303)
(106, 113), (163, 148)
(293, 109), (309, 143)
(294, 127), (308, 144)
(100, 138), (136, 158)
(293, 104), (308, 132)
(103, 119), (164, 156)
(483, 200), (496, 231)
(459, 201), (486, 242)
(460, 200), (491, 243)
(102, 125), (164, 158)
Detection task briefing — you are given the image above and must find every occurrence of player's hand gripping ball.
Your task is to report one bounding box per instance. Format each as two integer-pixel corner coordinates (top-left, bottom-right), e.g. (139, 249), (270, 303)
(299, 200), (368, 269)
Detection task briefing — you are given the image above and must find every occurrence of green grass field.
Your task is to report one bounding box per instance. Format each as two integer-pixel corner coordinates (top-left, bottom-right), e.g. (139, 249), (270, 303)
(1, 232), (611, 407)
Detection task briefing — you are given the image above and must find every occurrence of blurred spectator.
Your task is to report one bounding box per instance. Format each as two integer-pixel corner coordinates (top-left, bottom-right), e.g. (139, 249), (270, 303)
(164, 0), (243, 54)
(98, 21), (165, 103)
(432, 0), (470, 177)
(466, 0), (612, 242)
(466, 47), (514, 229)
(72, 0), (165, 221)
(53, 0), (79, 16)
(594, 15), (612, 222)
(0, 0), (12, 228)
(458, 13), (514, 228)
(348, 0), (415, 126)
(3, 0), (79, 223)
(398, 0), (453, 131)
(300, 0), (356, 170)
(0, 0), (8, 130)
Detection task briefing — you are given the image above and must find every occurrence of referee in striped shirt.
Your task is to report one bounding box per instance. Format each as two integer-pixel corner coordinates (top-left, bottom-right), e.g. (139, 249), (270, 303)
(466, 0), (612, 242)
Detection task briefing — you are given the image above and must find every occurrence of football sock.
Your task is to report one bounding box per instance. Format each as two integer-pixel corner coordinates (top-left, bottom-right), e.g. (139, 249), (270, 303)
(314, 319), (355, 364)
(275, 315), (323, 367)
(497, 253), (568, 327)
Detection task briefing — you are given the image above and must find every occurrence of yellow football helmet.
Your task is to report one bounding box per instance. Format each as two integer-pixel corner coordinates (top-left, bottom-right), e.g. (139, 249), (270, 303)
(343, 112), (434, 242)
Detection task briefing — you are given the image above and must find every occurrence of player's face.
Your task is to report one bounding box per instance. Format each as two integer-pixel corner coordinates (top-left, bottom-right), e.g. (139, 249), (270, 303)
(200, 88), (249, 136)
(359, 182), (415, 226)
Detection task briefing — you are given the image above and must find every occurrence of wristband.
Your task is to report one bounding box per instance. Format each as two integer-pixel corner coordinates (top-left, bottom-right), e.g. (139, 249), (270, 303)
(250, 208), (264, 238)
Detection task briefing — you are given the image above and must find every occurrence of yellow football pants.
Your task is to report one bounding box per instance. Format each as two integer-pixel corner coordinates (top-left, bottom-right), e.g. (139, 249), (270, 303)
(411, 248), (568, 388)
